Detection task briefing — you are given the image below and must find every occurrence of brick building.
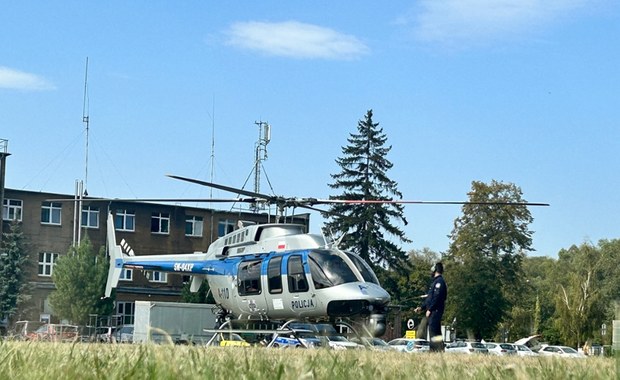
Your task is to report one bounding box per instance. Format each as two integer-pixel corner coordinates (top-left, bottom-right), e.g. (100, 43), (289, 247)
(1, 188), (309, 325)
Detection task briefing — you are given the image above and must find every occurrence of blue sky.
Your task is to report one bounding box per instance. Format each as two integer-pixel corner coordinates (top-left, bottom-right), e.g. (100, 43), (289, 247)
(2, 1), (619, 257)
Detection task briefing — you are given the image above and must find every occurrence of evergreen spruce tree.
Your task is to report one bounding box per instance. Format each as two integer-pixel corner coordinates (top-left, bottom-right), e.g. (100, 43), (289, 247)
(49, 237), (114, 325)
(323, 110), (410, 270)
(0, 221), (31, 324)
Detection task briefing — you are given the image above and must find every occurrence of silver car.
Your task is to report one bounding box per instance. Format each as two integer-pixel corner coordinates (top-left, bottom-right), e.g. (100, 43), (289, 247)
(514, 344), (538, 356)
(538, 345), (586, 358)
(445, 341), (489, 354)
(485, 342), (517, 356)
(387, 338), (430, 353)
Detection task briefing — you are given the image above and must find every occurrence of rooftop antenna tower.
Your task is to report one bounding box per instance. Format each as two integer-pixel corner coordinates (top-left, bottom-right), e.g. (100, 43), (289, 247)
(252, 121), (270, 213)
(82, 57), (90, 196)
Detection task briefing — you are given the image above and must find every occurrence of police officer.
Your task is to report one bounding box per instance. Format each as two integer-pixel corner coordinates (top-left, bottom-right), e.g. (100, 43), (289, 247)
(416, 262), (447, 352)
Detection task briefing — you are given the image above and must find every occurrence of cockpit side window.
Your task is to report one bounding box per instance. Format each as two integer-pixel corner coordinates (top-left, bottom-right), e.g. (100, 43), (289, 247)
(238, 259), (262, 296)
(287, 255), (309, 293)
(267, 256), (283, 294)
(308, 250), (358, 289)
(344, 252), (380, 285)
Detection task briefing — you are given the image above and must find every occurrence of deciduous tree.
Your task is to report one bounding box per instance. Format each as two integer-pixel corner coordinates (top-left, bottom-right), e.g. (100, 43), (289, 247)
(445, 180), (535, 339)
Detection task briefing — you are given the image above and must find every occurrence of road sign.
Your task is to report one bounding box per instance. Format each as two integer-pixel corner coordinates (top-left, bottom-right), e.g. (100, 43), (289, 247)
(407, 319), (415, 330)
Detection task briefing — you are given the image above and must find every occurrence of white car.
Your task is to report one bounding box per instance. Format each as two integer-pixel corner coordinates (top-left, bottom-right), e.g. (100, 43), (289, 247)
(324, 335), (362, 350)
(387, 338), (430, 353)
(514, 344), (538, 356)
(538, 345), (586, 358)
(485, 342), (517, 356)
(445, 341), (489, 354)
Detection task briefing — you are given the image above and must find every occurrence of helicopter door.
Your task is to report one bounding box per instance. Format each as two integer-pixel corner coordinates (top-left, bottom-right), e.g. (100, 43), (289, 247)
(286, 255), (316, 316)
(236, 259), (268, 316)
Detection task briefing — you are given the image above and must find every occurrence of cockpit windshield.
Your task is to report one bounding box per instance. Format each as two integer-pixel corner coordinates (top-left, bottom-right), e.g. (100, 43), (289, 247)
(344, 252), (380, 285)
(308, 250), (358, 289)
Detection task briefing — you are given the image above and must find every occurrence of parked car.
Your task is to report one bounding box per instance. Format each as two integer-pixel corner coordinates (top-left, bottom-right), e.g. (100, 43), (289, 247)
(445, 341), (489, 354)
(113, 325), (134, 344)
(34, 324), (80, 342)
(485, 342), (517, 356)
(350, 337), (390, 351)
(269, 323), (322, 348)
(387, 338), (430, 353)
(323, 334), (363, 350)
(514, 344), (539, 356)
(210, 333), (251, 347)
(538, 345), (586, 358)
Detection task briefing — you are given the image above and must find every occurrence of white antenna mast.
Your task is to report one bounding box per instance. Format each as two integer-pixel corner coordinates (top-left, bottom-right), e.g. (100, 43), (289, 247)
(252, 120), (270, 213)
(82, 57), (90, 196)
(209, 97), (215, 241)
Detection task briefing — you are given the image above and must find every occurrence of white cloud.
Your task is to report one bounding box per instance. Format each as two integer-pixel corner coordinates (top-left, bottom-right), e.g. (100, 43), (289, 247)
(225, 21), (369, 60)
(0, 66), (55, 91)
(408, 0), (590, 46)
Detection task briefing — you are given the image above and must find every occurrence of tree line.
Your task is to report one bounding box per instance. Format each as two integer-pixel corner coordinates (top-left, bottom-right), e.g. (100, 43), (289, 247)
(1, 110), (617, 348)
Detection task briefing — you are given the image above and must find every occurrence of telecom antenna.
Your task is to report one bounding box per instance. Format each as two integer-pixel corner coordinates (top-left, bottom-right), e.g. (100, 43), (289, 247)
(82, 57), (90, 196)
(252, 121), (270, 212)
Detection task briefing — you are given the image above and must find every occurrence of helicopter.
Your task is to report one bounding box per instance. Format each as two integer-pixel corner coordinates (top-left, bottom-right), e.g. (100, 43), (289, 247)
(103, 174), (549, 337)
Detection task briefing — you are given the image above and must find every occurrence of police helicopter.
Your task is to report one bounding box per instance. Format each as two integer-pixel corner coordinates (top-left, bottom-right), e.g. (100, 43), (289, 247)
(102, 174), (549, 338)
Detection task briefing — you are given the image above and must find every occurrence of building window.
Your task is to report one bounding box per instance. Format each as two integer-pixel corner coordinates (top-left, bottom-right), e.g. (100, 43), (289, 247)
(2, 198), (23, 221)
(41, 202), (62, 225)
(185, 215), (203, 237)
(81, 206), (99, 229)
(119, 268), (133, 281)
(115, 209), (135, 231)
(151, 212), (170, 234)
(149, 271), (167, 283)
(116, 302), (135, 325)
(38, 252), (59, 277)
(218, 219), (235, 237)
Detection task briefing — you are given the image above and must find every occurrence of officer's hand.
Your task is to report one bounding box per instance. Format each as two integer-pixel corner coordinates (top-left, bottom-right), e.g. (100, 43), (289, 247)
(426, 310), (431, 318)
(414, 307), (421, 313)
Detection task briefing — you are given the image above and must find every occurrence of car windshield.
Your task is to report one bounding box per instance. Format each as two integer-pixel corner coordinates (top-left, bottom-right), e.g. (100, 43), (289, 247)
(328, 335), (349, 342)
(416, 340), (429, 346)
(471, 342), (486, 348)
(562, 347), (578, 354)
(500, 344), (514, 350)
(368, 338), (387, 346)
(308, 250), (358, 289)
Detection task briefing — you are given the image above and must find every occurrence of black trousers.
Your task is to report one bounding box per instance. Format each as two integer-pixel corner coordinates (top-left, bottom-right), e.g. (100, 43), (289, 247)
(428, 312), (444, 352)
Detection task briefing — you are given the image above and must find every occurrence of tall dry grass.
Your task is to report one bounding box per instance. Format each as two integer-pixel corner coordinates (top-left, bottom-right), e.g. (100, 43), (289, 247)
(0, 340), (616, 379)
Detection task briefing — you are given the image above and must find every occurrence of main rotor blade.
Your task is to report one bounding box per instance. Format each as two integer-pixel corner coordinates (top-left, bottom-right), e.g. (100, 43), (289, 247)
(311, 199), (550, 206)
(46, 197), (259, 203)
(167, 174), (273, 200)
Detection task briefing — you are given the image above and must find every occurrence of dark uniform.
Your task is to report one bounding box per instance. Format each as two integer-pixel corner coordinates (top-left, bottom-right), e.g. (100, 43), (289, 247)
(422, 273), (447, 352)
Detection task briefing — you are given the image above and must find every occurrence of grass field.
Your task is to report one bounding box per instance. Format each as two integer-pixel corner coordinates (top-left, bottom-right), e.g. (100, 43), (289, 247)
(0, 341), (617, 380)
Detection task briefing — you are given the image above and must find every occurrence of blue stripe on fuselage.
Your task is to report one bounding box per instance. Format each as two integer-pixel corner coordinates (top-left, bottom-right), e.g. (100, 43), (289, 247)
(116, 249), (313, 276)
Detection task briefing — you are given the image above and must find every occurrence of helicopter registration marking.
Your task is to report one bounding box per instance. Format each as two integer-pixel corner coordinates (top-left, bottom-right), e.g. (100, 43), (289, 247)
(174, 263), (194, 272)
(291, 299), (315, 310)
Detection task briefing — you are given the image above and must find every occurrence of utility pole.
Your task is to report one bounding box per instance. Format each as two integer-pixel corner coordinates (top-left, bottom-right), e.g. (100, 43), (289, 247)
(0, 139), (10, 250)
